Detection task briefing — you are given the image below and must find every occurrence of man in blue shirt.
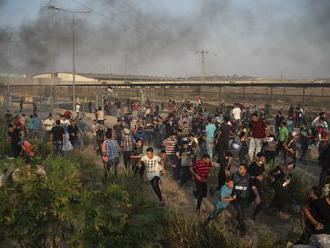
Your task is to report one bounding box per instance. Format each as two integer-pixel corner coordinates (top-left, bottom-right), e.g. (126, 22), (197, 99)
(205, 177), (236, 225)
(31, 114), (42, 138)
(102, 129), (120, 177)
(205, 118), (216, 160)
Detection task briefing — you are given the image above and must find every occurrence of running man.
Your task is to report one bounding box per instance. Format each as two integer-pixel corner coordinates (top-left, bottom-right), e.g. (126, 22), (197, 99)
(141, 147), (166, 205)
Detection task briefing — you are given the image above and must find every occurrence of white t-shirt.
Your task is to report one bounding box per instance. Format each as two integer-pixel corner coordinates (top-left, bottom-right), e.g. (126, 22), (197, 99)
(44, 118), (55, 131)
(76, 104), (81, 113)
(232, 107), (241, 120)
(98, 110), (105, 121)
(141, 155), (162, 180)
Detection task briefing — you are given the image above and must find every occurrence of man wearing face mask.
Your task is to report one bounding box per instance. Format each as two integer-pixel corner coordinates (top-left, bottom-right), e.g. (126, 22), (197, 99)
(248, 152), (266, 221)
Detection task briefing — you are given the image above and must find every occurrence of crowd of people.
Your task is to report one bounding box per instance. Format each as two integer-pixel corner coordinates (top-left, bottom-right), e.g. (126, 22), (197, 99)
(3, 96), (330, 246)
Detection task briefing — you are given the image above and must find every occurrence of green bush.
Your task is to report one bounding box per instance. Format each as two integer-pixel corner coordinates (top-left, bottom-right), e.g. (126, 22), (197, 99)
(288, 168), (312, 205)
(0, 152), (166, 247)
(165, 210), (254, 248)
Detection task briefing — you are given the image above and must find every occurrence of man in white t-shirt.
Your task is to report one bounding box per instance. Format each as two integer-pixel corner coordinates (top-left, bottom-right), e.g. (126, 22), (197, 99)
(232, 104), (242, 129)
(97, 106), (105, 124)
(232, 104), (241, 121)
(44, 114), (55, 141)
(75, 103), (81, 118)
(141, 147), (166, 204)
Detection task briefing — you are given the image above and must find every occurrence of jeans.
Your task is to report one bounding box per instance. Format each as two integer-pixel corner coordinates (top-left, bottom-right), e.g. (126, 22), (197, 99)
(123, 151), (131, 170)
(206, 140), (214, 159)
(53, 140), (63, 155)
(195, 181), (208, 211)
(134, 162), (145, 179)
(217, 167), (226, 190)
(104, 157), (119, 177)
(319, 168), (330, 187)
(248, 138), (263, 161)
(300, 140), (309, 160)
(269, 183), (288, 211)
(252, 186), (265, 219)
(216, 141), (229, 161)
(180, 166), (191, 185)
(205, 206), (225, 224)
(150, 176), (162, 201)
(11, 144), (21, 157)
(232, 198), (249, 231)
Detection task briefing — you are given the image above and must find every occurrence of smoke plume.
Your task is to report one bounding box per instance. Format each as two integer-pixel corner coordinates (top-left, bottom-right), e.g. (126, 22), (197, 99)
(0, 0), (329, 78)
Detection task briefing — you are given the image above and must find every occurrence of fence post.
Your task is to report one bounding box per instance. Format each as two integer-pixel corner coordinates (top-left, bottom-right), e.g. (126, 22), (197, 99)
(302, 87), (306, 104)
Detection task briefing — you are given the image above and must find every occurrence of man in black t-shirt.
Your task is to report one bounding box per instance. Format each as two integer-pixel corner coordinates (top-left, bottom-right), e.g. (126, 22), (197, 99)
(215, 115), (231, 162)
(308, 193), (330, 235)
(232, 164), (250, 232)
(319, 144), (330, 187)
(248, 152), (266, 220)
(7, 124), (21, 157)
(217, 151), (233, 190)
(130, 139), (144, 179)
(51, 120), (64, 155)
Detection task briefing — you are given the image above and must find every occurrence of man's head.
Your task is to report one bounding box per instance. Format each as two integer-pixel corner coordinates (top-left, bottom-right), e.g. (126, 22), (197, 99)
(106, 129), (112, 139)
(183, 139), (190, 147)
(238, 164), (248, 176)
(287, 160), (295, 170)
(160, 149), (167, 159)
(256, 152), (266, 164)
(202, 153), (211, 163)
(251, 113), (259, 121)
(136, 139), (143, 146)
(56, 120), (61, 125)
(225, 151), (233, 160)
(226, 177), (234, 189)
(146, 147), (154, 159)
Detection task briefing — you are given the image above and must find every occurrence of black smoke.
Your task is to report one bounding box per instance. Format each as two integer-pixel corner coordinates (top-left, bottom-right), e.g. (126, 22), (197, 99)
(0, 0), (330, 78)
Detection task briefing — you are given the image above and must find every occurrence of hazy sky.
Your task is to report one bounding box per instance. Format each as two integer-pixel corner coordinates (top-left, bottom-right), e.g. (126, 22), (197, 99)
(0, 0), (329, 79)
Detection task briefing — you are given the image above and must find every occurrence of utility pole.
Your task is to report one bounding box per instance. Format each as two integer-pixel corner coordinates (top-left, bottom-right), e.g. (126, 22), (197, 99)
(124, 54), (128, 82)
(196, 50), (209, 83)
(72, 15), (76, 112)
(48, 5), (90, 112)
(196, 49), (209, 97)
(49, 3), (56, 116)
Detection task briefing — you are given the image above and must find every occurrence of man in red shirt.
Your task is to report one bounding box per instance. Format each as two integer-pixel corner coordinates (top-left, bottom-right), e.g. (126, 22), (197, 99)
(191, 154), (212, 213)
(248, 113), (267, 162)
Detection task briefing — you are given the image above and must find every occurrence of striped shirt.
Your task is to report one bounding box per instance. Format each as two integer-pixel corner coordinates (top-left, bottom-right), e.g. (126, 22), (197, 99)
(163, 137), (177, 155)
(104, 139), (120, 159)
(193, 160), (212, 182)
